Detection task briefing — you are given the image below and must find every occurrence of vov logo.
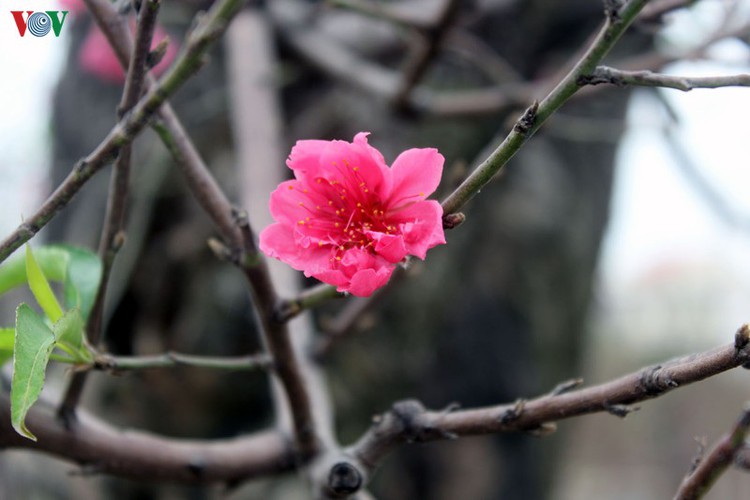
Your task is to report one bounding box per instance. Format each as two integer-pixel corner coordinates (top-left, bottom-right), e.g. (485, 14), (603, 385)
(11, 10), (68, 37)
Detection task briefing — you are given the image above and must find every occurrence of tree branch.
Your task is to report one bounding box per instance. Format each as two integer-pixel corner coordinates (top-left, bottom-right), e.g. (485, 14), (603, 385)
(275, 284), (343, 324)
(0, 393), (294, 483)
(440, 0), (652, 216)
(0, 0), (246, 266)
(392, 0), (462, 109)
(55, 0), (246, 422)
(582, 66), (750, 91)
(68, 0), (164, 422)
(349, 324), (750, 475)
(92, 351), (273, 372)
(225, 8), (324, 459)
(673, 403), (750, 500)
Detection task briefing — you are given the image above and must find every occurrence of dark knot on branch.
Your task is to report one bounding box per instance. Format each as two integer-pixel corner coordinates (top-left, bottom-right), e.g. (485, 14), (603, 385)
(327, 462), (363, 497)
(637, 365), (678, 397)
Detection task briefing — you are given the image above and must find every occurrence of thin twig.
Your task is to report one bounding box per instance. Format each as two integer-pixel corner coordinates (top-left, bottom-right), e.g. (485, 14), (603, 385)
(582, 66), (750, 91)
(62, 0), (162, 420)
(72, 0), (163, 418)
(225, 8), (324, 459)
(350, 324), (750, 474)
(93, 351), (273, 371)
(276, 284), (343, 324)
(54, 0), (247, 422)
(439, 0), (652, 217)
(392, 0), (462, 109)
(313, 268), (403, 360)
(0, 0), (246, 266)
(673, 403), (750, 500)
(327, 0), (436, 29)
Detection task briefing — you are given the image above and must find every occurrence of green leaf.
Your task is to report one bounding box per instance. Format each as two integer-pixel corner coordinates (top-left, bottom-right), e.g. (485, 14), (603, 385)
(57, 245), (102, 321)
(0, 246), (102, 321)
(25, 246), (63, 323)
(52, 309), (92, 363)
(12, 304), (56, 441)
(0, 328), (14, 367)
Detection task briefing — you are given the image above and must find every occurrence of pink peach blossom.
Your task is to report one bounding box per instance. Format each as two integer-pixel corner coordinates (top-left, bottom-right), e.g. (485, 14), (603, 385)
(260, 132), (446, 297)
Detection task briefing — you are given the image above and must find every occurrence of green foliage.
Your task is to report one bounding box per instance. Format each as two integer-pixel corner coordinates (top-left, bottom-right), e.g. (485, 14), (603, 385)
(0, 245), (102, 320)
(25, 245), (63, 323)
(0, 328), (13, 367)
(0, 245), (102, 440)
(12, 304), (56, 441)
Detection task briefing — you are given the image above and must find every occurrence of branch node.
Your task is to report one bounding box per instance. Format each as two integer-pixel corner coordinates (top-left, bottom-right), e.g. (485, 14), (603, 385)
(735, 324), (750, 350)
(147, 39), (169, 69)
(603, 0), (623, 21)
(442, 212), (466, 229)
(327, 462), (363, 497)
(690, 436), (708, 473)
(187, 456), (206, 479)
(526, 422), (557, 437)
(498, 398), (526, 425)
(207, 237), (234, 262)
(73, 159), (88, 175)
(638, 365), (678, 396)
(391, 399), (427, 443)
(513, 101), (539, 136)
(604, 403), (640, 418)
(548, 377), (584, 396)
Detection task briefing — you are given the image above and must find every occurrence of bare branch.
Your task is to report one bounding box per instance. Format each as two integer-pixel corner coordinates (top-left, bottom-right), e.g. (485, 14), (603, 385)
(84, 0), (163, 383)
(582, 66), (750, 91)
(392, 0), (462, 109)
(439, 0), (652, 216)
(328, 0), (438, 30)
(673, 403), (750, 500)
(225, 8), (324, 459)
(0, 0), (246, 265)
(276, 284), (344, 324)
(0, 394), (294, 483)
(92, 351), (273, 372)
(55, 0), (246, 422)
(350, 324), (750, 474)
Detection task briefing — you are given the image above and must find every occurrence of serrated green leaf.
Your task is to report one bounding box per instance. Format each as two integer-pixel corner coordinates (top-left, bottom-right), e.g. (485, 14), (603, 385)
(12, 304), (56, 441)
(0, 327), (14, 367)
(25, 246), (63, 323)
(0, 247), (67, 295)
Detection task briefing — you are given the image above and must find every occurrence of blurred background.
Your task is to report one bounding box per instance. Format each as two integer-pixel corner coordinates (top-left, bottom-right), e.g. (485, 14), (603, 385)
(1, 0), (750, 499)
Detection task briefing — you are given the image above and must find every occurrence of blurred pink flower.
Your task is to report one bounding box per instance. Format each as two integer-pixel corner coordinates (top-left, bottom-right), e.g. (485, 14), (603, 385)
(79, 20), (179, 84)
(260, 132), (446, 297)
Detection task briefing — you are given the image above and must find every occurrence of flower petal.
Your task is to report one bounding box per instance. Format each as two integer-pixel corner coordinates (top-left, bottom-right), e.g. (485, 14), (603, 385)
(391, 200), (445, 259)
(259, 223), (306, 270)
(389, 148), (444, 206)
(369, 232), (408, 263)
(346, 266), (394, 297)
(287, 139), (331, 182)
(317, 133), (391, 200)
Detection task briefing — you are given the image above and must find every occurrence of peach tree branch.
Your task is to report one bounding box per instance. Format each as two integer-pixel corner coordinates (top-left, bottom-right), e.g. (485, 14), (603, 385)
(349, 325), (750, 480)
(0, 0), (246, 266)
(0, 392), (294, 483)
(673, 402), (750, 500)
(1, 325), (748, 491)
(581, 66), (750, 91)
(55, 0), (246, 422)
(439, 0), (653, 216)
